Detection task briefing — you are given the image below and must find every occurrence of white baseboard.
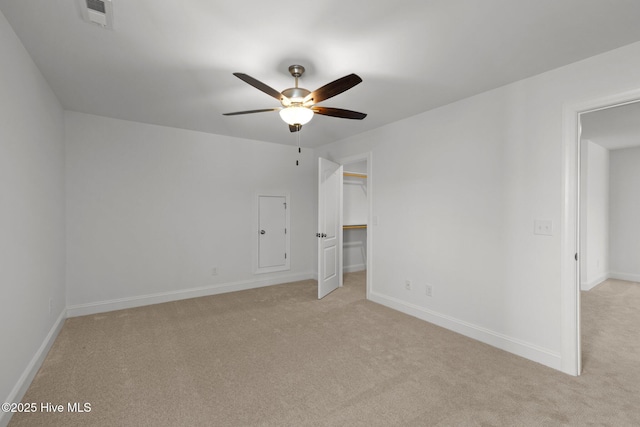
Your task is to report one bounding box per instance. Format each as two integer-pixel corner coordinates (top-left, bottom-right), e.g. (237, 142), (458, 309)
(581, 273), (609, 291)
(368, 291), (562, 371)
(609, 271), (640, 283)
(0, 309), (66, 427)
(343, 263), (366, 273)
(66, 271), (315, 318)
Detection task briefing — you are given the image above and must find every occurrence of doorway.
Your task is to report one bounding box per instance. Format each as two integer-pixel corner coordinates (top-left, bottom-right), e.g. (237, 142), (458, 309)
(562, 88), (640, 376)
(578, 101), (640, 368)
(338, 152), (373, 300)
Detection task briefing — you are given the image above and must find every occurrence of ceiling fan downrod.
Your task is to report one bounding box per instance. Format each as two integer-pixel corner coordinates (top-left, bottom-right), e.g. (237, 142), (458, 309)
(288, 65), (305, 88)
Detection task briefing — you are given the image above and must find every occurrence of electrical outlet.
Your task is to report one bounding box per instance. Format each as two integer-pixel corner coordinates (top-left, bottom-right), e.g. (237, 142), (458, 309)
(211, 267), (218, 276)
(425, 284), (433, 297)
(534, 219), (553, 236)
(405, 280), (412, 290)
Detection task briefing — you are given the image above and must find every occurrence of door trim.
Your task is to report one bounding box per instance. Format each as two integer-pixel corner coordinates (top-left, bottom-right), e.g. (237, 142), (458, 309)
(561, 87), (640, 376)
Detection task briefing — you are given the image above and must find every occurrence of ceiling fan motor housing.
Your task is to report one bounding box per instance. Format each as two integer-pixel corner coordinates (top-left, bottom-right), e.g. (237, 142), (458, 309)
(281, 87), (311, 105)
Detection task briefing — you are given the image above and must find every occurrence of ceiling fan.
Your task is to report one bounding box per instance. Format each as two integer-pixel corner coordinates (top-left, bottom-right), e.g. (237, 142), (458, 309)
(223, 65), (366, 132)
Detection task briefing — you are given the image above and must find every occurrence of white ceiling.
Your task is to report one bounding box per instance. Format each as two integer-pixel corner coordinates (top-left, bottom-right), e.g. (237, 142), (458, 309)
(581, 102), (640, 151)
(3, 0), (640, 148)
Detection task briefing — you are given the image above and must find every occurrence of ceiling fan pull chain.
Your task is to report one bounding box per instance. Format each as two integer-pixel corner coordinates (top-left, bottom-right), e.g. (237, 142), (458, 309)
(296, 129), (301, 166)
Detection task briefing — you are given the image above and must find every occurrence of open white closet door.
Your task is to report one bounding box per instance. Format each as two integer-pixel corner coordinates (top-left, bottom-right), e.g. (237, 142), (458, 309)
(317, 157), (343, 299)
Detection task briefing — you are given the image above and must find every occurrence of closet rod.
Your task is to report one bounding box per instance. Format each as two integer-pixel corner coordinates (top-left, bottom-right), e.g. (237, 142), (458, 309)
(343, 225), (367, 229)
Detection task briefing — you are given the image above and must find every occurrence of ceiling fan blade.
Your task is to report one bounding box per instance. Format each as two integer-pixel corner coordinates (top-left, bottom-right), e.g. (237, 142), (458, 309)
(289, 124), (301, 132)
(311, 107), (367, 120)
(233, 73), (285, 102)
(304, 73), (362, 105)
(223, 108), (280, 116)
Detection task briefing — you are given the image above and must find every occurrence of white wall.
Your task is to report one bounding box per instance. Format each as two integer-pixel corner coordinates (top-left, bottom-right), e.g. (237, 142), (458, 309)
(580, 140), (610, 290)
(317, 40), (640, 371)
(343, 180), (367, 225)
(609, 146), (640, 282)
(0, 10), (65, 425)
(65, 112), (316, 314)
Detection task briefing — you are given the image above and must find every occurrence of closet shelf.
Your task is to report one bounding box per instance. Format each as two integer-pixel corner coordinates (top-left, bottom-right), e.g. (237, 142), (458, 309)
(343, 224), (367, 229)
(343, 172), (367, 179)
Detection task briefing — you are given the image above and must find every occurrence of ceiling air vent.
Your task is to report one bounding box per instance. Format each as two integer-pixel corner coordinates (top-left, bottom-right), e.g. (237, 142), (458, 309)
(79, 0), (113, 29)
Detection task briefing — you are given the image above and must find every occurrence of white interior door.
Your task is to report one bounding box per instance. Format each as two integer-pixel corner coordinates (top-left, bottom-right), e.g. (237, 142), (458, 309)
(318, 157), (343, 299)
(257, 195), (288, 273)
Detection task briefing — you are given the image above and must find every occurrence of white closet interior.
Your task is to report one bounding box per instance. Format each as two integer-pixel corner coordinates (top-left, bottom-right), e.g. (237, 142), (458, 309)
(343, 160), (367, 273)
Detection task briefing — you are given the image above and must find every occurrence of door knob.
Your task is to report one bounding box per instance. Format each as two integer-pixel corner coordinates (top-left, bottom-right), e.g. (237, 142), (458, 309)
(260, 230), (266, 235)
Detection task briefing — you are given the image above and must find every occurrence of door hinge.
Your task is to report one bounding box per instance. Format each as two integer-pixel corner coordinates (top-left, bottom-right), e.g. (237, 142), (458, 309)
(284, 253), (287, 259)
(575, 253), (578, 261)
(283, 202), (287, 209)
(284, 228), (287, 234)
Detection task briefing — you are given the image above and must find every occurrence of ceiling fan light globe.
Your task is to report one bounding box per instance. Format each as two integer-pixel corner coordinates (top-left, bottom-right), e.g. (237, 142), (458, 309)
(279, 106), (314, 126)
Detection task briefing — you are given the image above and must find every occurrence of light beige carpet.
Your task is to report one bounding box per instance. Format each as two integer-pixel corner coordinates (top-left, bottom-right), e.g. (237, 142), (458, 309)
(8, 273), (640, 426)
